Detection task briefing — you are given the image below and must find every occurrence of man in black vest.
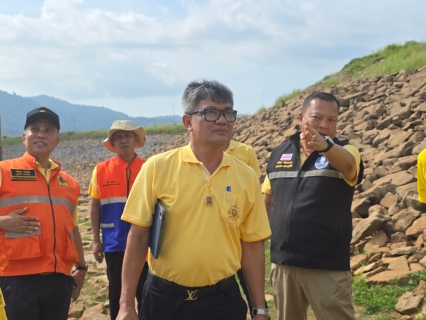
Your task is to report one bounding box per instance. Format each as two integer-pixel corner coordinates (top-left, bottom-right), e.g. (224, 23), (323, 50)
(262, 92), (363, 320)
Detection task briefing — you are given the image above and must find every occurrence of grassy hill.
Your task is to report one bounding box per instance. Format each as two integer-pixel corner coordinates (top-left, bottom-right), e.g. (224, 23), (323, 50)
(273, 40), (426, 107)
(1, 124), (186, 147)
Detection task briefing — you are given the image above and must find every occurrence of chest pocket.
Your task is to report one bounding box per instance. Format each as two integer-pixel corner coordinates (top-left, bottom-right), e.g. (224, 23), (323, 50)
(219, 191), (244, 226)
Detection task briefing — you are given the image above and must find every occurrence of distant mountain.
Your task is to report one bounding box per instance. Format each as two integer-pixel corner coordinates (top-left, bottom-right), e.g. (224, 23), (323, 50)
(0, 91), (180, 137)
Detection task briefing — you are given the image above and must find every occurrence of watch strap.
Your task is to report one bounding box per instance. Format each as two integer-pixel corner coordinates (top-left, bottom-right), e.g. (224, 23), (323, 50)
(75, 265), (88, 271)
(318, 136), (334, 153)
(252, 308), (270, 318)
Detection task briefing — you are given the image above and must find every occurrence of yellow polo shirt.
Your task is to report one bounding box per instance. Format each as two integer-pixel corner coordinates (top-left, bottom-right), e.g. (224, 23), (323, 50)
(262, 144), (361, 194)
(87, 167), (100, 199)
(418, 148), (426, 203)
(122, 145), (271, 287)
(0, 288), (7, 320)
(225, 140), (261, 177)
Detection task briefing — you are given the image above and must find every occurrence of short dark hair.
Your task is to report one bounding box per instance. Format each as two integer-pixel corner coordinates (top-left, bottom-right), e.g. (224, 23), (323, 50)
(302, 92), (340, 114)
(182, 79), (233, 113)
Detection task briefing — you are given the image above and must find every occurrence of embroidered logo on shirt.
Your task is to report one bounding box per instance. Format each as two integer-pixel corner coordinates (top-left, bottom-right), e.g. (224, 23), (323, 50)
(315, 156), (329, 169)
(275, 161), (293, 169)
(58, 176), (68, 186)
(227, 200), (241, 222)
(10, 169), (37, 181)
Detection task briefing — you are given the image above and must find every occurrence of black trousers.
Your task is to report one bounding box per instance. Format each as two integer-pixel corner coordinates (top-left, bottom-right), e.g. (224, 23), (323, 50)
(237, 268), (254, 311)
(105, 252), (148, 320)
(139, 271), (247, 320)
(0, 273), (73, 320)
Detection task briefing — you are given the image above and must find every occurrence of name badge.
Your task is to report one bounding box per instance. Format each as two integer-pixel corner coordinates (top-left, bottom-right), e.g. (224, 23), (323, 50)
(10, 169), (37, 181)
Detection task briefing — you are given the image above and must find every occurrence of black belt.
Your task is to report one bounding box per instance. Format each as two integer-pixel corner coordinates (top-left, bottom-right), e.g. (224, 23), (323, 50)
(147, 270), (236, 300)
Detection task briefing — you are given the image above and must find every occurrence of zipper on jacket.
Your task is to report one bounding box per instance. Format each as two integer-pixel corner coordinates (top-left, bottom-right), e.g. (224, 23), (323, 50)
(283, 168), (302, 264)
(283, 151), (316, 264)
(126, 168), (131, 196)
(46, 168), (61, 273)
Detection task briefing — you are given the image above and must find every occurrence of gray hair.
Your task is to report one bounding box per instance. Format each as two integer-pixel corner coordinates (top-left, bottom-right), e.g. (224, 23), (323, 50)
(182, 79), (234, 113)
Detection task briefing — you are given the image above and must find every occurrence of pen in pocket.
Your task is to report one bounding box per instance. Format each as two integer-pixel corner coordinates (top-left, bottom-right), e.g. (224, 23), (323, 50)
(226, 186), (231, 201)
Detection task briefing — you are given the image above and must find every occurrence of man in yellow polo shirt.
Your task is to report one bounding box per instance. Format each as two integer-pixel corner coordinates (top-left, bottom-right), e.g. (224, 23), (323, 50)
(0, 288), (7, 320)
(224, 139), (266, 313)
(117, 80), (271, 320)
(418, 113), (426, 204)
(225, 140), (261, 178)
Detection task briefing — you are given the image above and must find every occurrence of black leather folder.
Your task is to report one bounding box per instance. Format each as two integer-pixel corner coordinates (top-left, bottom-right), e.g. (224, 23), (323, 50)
(149, 200), (166, 259)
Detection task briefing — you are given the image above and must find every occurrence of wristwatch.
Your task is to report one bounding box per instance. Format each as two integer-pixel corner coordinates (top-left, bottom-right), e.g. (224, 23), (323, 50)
(75, 265), (88, 272)
(318, 135), (334, 153)
(252, 308), (270, 319)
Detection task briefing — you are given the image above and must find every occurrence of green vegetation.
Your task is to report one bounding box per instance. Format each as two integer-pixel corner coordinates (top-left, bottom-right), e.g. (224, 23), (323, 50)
(353, 276), (410, 315)
(274, 89), (302, 106)
(1, 124), (186, 147)
(145, 124), (186, 135)
(351, 272), (426, 318)
(256, 106), (267, 114)
(1, 136), (22, 147)
(81, 220), (92, 227)
(317, 41), (426, 88)
(272, 41), (426, 104)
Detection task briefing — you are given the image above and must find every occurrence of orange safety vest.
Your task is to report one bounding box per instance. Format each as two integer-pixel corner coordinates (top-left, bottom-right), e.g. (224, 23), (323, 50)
(97, 155), (144, 252)
(0, 152), (80, 276)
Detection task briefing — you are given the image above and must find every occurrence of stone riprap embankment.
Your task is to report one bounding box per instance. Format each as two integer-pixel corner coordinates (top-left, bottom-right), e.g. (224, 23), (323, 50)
(2, 134), (177, 192)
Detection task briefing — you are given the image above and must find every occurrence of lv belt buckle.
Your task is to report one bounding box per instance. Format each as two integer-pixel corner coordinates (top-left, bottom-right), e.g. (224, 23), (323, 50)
(185, 289), (198, 301)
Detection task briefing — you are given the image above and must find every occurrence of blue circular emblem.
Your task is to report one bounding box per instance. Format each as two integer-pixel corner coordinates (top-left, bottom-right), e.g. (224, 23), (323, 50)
(315, 156), (329, 169)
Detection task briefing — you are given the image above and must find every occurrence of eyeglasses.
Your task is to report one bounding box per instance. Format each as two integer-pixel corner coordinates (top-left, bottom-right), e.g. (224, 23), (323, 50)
(187, 108), (238, 122)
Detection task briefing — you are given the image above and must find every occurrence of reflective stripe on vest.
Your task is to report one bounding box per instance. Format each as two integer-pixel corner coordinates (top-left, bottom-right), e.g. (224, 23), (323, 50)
(100, 197), (127, 205)
(0, 196), (75, 214)
(100, 223), (115, 228)
(269, 169), (343, 180)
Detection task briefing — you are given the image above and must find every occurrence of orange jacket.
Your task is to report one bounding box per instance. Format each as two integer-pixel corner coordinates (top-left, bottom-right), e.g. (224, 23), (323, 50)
(97, 155), (144, 252)
(0, 152), (80, 276)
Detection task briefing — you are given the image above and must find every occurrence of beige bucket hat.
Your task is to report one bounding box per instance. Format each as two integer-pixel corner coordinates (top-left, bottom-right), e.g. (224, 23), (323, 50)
(103, 120), (146, 153)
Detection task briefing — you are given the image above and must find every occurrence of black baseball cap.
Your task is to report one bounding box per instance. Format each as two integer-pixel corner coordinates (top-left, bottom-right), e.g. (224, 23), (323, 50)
(25, 107), (60, 130)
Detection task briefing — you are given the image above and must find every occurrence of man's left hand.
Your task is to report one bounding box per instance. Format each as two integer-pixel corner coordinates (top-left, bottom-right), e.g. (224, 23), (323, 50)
(72, 269), (86, 301)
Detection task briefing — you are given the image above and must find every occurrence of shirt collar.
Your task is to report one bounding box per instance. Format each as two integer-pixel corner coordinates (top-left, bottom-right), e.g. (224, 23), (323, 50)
(23, 152), (60, 170)
(225, 140), (236, 153)
(35, 159), (58, 171)
(182, 144), (231, 168)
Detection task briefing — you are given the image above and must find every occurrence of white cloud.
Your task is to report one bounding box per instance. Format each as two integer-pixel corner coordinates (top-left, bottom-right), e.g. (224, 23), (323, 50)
(0, 0), (425, 117)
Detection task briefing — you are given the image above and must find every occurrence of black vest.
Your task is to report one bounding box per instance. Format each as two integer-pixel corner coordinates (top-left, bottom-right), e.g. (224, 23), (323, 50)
(267, 133), (363, 271)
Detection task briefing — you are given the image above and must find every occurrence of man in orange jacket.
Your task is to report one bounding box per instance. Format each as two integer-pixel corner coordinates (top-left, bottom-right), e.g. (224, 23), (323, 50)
(0, 107), (87, 320)
(88, 120), (147, 320)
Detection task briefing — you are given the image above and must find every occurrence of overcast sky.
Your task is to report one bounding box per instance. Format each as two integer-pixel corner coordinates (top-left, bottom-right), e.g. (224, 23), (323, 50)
(0, 0), (425, 118)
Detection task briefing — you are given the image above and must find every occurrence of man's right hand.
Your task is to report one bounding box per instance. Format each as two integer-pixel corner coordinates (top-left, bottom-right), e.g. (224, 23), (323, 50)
(0, 207), (40, 233)
(92, 239), (104, 263)
(116, 305), (138, 320)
